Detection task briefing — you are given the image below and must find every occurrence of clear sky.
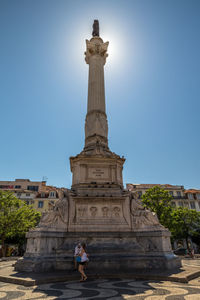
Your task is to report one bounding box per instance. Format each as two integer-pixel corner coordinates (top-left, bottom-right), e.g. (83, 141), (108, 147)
(0, 0), (199, 189)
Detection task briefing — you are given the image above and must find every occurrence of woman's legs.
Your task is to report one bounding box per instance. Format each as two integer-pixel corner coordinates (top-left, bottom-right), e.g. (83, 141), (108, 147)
(78, 264), (83, 280)
(78, 264), (87, 280)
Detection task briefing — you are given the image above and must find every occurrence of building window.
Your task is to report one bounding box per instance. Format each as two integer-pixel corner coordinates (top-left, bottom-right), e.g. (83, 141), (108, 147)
(190, 202), (196, 209)
(169, 191), (174, 196)
(0, 185), (14, 189)
(49, 191), (56, 198)
(17, 192), (21, 197)
(177, 191), (181, 197)
(178, 201), (183, 207)
(188, 193), (193, 200)
(41, 192), (46, 198)
(184, 202), (189, 207)
(27, 186), (39, 192)
(196, 194), (200, 200)
(138, 191), (142, 199)
(15, 185), (21, 189)
(38, 201), (44, 208)
(171, 202), (176, 207)
(198, 202), (200, 209)
(26, 193), (30, 197)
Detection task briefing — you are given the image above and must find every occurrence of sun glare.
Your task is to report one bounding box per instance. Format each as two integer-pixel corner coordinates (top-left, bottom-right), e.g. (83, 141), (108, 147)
(102, 32), (121, 66)
(65, 20), (128, 77)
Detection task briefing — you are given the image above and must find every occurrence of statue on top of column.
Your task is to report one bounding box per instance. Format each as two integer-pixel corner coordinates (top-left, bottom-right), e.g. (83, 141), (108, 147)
(92, 20), (99, 37)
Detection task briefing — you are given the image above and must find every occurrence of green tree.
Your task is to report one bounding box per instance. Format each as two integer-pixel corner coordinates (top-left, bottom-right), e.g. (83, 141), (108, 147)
(141, 187), (200, 250)
(141, 186), (173, 228)
(0, 190), (41, 256)
(169, 207), (200, 250)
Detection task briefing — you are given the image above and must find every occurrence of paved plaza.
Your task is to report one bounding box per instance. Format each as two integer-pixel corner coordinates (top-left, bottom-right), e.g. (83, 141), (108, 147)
(0, 276), (200, 299)
(0, 259), (200, 299)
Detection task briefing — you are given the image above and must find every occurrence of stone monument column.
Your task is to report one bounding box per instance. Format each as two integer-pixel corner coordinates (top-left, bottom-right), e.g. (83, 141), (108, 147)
(70, 21), (125, 189)
(84, 35), (109, 150)
(15, 20), (181, 273)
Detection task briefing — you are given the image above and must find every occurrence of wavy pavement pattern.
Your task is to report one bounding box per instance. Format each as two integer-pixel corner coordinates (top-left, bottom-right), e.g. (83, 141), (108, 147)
(0, 278), (200, 299)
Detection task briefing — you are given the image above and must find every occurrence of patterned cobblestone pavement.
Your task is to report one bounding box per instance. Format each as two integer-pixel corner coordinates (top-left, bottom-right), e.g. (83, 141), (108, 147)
(0, 277), (200, 300)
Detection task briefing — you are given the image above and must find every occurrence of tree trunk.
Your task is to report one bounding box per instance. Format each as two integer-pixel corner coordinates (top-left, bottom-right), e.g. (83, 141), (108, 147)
(186, 236), (190, 252)
(1, 238), (6, 257)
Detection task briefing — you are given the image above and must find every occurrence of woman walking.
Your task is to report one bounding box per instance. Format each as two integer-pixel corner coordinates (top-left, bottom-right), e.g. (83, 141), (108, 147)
(74, 243), (82, 270)
(78, 243), (89, 281)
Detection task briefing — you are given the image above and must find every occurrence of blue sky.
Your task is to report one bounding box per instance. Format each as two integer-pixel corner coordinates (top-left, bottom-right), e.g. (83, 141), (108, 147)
(0, 0), (199, 189)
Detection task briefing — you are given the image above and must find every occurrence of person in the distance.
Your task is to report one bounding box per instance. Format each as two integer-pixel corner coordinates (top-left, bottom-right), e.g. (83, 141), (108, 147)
(78, 243), (89, 281)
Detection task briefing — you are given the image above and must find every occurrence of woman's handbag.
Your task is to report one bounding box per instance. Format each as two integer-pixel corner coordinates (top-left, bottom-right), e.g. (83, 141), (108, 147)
(76, 256), (81, 262)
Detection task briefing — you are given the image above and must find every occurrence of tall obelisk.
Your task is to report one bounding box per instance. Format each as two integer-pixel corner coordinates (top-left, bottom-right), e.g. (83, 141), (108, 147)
(70, 20), (125, 190)
(84, 20), (109, 151)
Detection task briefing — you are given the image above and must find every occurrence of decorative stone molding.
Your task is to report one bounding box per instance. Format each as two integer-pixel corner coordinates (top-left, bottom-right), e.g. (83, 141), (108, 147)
(78, 206), (87, 217)
(102, 206), (109, 217)
(73, 200), (128, 227)
(85, 37), (109, 65)
(90, 206), (98, 217)
(113, 206), (121, 217)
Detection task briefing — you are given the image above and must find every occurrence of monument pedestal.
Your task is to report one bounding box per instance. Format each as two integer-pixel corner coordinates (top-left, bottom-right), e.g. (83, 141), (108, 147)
(15, 179), (181, 273)
(15, 230), (180, 273)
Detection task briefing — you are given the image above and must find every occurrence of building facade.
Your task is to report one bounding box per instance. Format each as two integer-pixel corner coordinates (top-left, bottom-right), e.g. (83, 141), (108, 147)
(0, 179), (65, 213)
(127, 184), (200, 212)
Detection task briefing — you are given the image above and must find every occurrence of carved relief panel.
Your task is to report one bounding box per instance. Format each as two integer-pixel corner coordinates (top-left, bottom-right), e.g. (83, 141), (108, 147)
(102, 206), (109, 217)
(77, 206), (87, 218)
(75, 201), (126, 225)
(112, 206), (121, 218)
(90, 206), (97, 217)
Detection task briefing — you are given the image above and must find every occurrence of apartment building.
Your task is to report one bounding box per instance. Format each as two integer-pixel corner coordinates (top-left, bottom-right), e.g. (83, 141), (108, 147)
(0, 179), (64, 213)
(184, 189), (200, 212)
(126, 183), (200, 212)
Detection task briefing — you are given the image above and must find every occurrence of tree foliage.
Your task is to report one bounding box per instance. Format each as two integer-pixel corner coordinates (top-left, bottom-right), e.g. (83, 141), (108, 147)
(0, 190), (41, 256)
(169, 207), (200, 248)
(141, 186), (200, 250)
(141, 186), (173, 228)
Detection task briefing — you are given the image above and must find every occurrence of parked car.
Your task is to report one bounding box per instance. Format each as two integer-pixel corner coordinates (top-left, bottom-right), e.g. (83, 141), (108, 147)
(173, 248), (187, 255)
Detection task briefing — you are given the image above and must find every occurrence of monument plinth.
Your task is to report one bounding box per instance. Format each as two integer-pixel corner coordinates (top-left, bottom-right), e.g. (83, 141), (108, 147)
(15, 21), (181, 273)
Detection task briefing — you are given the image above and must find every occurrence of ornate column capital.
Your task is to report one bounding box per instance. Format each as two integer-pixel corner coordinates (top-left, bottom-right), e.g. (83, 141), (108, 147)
(85, 37), (109, 65)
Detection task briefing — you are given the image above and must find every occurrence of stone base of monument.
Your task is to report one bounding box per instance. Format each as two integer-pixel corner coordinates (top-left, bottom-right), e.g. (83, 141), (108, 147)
(15, 231), (181, 273)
